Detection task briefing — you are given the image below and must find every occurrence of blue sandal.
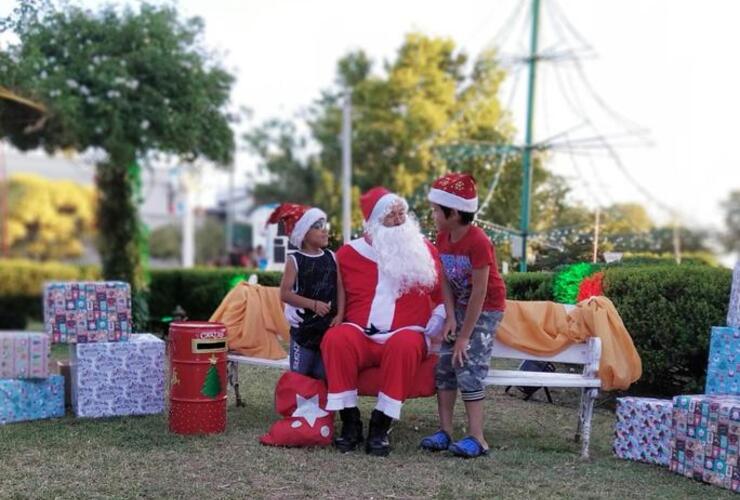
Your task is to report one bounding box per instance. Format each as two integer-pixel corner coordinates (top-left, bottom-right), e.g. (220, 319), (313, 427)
(449, 436), (489, 458)
(419, 430), (452, 451)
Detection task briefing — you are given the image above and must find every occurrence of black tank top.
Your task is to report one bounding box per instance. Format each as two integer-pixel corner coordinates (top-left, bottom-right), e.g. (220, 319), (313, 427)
(291, 250), (338, 349)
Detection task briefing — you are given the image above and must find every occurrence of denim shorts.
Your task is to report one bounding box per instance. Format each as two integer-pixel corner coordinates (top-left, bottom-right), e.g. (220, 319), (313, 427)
(289, 336), (326, 381)
(435, 308), (504, 401)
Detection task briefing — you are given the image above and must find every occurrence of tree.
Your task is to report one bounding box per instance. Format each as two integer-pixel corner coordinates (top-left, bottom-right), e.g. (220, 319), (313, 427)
(243, 119), (322, 207)
(600, 203), (653, 235)
(721, 190), (740, 256)
(247, 34), (552, 238)
(4, 173), (94, 260)
(0, 2), (235, 327)
(200, 358), (222, 398)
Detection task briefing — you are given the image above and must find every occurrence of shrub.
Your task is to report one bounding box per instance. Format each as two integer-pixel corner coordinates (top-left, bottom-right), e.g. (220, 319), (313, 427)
(503, 272), (553, 301)
(148, 268), (282, 322)
(0, 259), (99, 329)
(603, 265), (731, 395)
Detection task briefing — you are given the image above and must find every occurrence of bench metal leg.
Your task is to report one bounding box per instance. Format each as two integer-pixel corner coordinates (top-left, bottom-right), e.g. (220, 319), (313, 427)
(227, 360), (245, 408)
(575, 388), (585, 443)
(576, 388), (597, 459)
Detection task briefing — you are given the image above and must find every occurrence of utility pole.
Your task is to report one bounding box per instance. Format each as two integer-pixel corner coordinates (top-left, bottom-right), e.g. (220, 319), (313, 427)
(341, 91), (352, 243)
(592, 207), (600, 263)
(519, 0), (541, 272)
(225, 163), (235, 253)
(672, 217), (682, 264)
(181, 171), (195, 268)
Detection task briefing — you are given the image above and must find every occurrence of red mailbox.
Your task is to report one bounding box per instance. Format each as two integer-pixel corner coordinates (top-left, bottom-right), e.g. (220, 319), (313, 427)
(168, 321), (228, 435)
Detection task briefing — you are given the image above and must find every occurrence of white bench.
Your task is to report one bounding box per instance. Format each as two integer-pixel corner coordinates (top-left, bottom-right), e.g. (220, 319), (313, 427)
(227, 336), (601, 459)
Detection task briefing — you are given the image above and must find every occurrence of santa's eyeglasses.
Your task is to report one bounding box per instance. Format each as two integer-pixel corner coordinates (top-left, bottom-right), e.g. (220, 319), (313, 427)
(310, 219), (328, 231)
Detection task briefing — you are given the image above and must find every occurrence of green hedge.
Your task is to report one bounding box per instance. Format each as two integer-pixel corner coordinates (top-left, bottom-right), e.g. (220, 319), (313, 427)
(148, 268), (281, 322)
(0, 260), (733, 396)
(503, 272), (553, 301)
(0, 259), (100, 329)
(603, 265), (731, 395)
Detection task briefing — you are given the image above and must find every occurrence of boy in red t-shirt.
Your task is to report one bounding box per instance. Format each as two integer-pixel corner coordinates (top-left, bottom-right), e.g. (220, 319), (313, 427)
(420, 172), (506, 458)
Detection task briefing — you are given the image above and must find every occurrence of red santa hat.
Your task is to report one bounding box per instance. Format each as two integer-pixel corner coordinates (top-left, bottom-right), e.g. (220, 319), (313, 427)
(267, 203), (327, 248)
(360, 187), (405, 223)
(428, 172), (479, 213)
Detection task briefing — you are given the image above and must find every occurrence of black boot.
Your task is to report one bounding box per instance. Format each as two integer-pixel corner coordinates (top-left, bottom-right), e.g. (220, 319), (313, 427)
(365, 409), (393, 457)
(334, 407), (363, 453)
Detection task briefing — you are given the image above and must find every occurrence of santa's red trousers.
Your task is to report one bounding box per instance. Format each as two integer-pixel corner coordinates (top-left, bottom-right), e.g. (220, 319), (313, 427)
(321, 324), (425, 419)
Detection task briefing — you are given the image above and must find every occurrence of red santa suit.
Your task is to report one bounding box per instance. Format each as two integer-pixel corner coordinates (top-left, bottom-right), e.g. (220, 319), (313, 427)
(321, 189), (443, 420)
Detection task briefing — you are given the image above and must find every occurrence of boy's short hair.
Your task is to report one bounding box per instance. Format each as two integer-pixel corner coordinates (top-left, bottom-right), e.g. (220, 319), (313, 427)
(440, 205), (475, 225)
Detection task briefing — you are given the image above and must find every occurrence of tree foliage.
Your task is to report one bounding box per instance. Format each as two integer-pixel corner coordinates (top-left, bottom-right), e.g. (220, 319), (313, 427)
(4, 173), (95, 260)
(246, 34), (551, 237)
(0, 1), (235, 325)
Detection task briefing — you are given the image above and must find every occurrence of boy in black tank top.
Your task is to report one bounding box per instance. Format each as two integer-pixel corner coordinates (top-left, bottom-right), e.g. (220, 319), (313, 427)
(268, 204), (345, 380)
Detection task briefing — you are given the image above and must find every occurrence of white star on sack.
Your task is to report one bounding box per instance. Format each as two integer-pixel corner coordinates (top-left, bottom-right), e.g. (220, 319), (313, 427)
(291, 394), (329, 427)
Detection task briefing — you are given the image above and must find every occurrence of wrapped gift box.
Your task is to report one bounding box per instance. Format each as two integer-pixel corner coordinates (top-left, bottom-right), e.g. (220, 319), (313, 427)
(0, 331), (50, 379)
(0, 375), (65, 424)
(670, 394), (740, 492)
(70, 333), (164, 418)
(613, 397), (673, 466)
(729, 262), (740, 328)
(44, 281), (132, 343)
(706, 326), (740, 395)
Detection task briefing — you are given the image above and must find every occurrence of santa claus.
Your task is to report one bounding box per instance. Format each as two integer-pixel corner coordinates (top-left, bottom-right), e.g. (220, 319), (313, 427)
(321, 187), (446, 456)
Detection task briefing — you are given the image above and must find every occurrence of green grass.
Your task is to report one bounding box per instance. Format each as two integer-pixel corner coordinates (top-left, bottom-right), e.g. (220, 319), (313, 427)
(0, 364), (732, 499)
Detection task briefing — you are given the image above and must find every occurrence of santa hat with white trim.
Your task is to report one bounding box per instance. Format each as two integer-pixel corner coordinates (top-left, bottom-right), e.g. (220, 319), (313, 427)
(360, 186), (405, 223)
(428, 172), (478, 213)
(267, 203), (327, 248)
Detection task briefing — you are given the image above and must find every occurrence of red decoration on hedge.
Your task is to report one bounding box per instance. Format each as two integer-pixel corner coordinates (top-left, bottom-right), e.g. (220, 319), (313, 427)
(576, 272), (604, 303)
(260, 371), (334, 447)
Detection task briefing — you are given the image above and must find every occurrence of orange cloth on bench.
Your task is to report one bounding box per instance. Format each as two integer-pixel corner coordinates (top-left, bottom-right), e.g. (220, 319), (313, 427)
(210, 283), (290, 359)
(497, 297), (641, 391)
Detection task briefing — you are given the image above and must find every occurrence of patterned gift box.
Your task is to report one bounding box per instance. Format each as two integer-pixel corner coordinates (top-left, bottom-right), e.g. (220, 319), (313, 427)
(0, 375), (65, 424)
(44, 281), (132, 344)
(670, 394), (740, 492)
(729, 262), (740, 328)
(0, 331), (50, 379)
(706, 326), (740, 395)
(613, 397), (673, 466)
(70, 333), (164, 418)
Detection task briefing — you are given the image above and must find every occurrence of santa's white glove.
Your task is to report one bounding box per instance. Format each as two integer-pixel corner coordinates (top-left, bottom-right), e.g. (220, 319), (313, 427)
(423, 304), (447, 340)
(284, 304), (305, 328)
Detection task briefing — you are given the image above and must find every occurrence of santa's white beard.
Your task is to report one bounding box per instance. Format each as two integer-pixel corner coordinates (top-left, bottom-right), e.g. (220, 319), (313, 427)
(368, 216), (437, 297)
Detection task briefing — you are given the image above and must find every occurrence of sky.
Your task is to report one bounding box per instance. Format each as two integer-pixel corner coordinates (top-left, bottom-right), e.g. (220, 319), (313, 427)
(3, 0), (739, 233)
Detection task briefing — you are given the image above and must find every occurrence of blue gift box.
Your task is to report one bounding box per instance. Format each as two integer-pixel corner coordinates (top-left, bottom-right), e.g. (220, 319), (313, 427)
(70, 334), (165, 418)
(0, 375), (65, 424)
(706, 326), (740, 395)
(729, 262), (739, 328)
(613, 397), (673, 466)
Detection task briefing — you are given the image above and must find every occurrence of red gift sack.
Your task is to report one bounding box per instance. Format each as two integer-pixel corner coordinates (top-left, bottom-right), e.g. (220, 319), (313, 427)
(259, 371), (334, 447)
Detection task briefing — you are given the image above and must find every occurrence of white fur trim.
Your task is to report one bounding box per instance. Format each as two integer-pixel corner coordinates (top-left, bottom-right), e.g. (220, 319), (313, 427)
(290, 207), (327, 248)
(326, 389), (358, 411)
(348, 238), (377, 262)
(368, 193), (404, 223)
(428, 187), (478, 213)
(376, 392), (403, 419)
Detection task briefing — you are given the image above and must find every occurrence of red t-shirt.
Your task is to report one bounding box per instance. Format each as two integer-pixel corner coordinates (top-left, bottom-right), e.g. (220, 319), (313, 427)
(435, 225), (506, 312)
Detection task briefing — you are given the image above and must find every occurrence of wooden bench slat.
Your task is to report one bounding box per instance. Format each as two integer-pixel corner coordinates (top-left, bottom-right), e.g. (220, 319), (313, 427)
(485, 369), (601, 388)
(227, 354), (289, 369)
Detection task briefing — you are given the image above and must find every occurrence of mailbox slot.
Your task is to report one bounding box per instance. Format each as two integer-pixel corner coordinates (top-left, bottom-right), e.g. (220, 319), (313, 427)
(191, 338), (227, 353)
